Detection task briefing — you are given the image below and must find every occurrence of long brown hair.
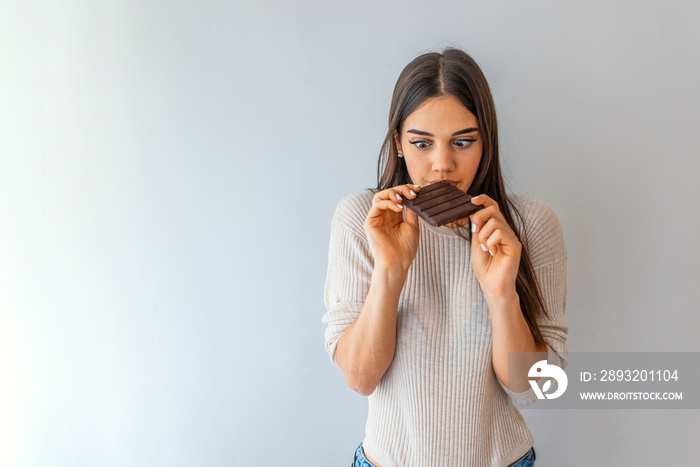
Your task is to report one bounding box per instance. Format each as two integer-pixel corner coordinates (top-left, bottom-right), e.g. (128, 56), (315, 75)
(377, 48), (548, 347)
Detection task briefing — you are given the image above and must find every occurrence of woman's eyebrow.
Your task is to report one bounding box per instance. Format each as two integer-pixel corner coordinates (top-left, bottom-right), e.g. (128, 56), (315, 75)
(406, 129), (433, 136)
(451, 127), (478, 136)
(406, 128), (478, 137)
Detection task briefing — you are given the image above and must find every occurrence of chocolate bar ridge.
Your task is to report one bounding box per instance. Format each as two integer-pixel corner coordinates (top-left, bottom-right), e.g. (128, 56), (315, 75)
(403, 180), (484, 227)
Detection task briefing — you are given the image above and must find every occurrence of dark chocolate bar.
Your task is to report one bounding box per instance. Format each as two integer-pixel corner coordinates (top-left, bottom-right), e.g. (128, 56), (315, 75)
(403, 180), (484, 227)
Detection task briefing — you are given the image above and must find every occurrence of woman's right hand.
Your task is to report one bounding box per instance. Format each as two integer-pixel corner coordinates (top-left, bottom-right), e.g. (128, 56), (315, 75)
(364, 184), (421, 271)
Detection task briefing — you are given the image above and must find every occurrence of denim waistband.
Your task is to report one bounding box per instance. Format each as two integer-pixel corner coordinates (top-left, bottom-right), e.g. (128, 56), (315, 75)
(510, 446), (536, 467)
(352, 443), (377, 467)
(353, 444), (536, 467)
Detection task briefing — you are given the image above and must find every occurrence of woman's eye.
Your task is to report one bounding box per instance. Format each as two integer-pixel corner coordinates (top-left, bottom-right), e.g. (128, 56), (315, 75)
(410, 141), (430, 149)
(454, 139), (477, 148)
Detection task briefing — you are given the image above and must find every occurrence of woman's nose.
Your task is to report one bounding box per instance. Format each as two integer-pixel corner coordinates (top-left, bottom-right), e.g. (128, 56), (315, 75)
(431, 145), (456, 172)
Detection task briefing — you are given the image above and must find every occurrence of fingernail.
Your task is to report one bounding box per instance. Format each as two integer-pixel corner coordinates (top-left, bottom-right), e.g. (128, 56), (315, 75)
(413, 184), (420, 187)
(397, 204), (404, 209)
(409, 190), (416, 196)
(489, 250), (494, 256)
(396, 194), (402, 200)
(471, 223), (477, 233)
(481, 243), (487, 252)
(471, 196), (480, 201)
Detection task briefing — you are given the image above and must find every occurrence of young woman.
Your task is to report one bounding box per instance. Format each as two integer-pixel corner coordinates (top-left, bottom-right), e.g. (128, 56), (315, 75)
(323, 47), (568, 467)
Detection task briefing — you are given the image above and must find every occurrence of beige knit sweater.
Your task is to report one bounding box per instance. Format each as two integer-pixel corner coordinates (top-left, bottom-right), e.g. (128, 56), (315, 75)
(323, 188), (568, 467)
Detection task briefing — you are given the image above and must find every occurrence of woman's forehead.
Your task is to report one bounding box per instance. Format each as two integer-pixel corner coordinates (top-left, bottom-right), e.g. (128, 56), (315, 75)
(404, 96), (478, 131)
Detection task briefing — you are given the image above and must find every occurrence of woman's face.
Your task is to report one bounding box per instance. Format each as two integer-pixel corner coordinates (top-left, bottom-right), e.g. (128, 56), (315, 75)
(397, 95), (483, 195)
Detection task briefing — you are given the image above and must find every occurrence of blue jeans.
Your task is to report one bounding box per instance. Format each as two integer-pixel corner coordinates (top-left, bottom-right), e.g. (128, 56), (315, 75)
(352, 443), (377, 467)
(352, 443), (536, 467)
(510, 446), (536, 467)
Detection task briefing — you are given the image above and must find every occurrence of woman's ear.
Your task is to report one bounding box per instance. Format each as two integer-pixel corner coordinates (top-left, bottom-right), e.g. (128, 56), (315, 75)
(394, 130), (402, 152)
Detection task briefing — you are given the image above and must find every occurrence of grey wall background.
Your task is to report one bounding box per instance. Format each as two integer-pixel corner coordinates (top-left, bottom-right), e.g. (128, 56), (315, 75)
(2, 1), (699, 466)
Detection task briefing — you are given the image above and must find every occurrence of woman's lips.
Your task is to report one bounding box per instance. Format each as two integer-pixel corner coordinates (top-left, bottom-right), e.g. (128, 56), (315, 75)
(427, 179), (459, 186)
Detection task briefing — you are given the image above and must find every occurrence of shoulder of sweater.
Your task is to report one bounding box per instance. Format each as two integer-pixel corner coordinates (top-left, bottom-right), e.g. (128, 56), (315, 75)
(507, 193), (567, 268)
(331, 188), (378, 237)
(507, 193), (560, 231)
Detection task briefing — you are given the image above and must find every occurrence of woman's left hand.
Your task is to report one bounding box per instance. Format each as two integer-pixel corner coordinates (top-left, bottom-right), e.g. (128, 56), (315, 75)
(468, 195), (521, 301)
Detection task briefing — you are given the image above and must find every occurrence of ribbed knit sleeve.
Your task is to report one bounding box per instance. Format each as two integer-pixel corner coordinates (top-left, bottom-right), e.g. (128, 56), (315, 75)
(322, 190), (376, 366)
(497, 196), (569, 407)
(519, 197), (568, 364)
